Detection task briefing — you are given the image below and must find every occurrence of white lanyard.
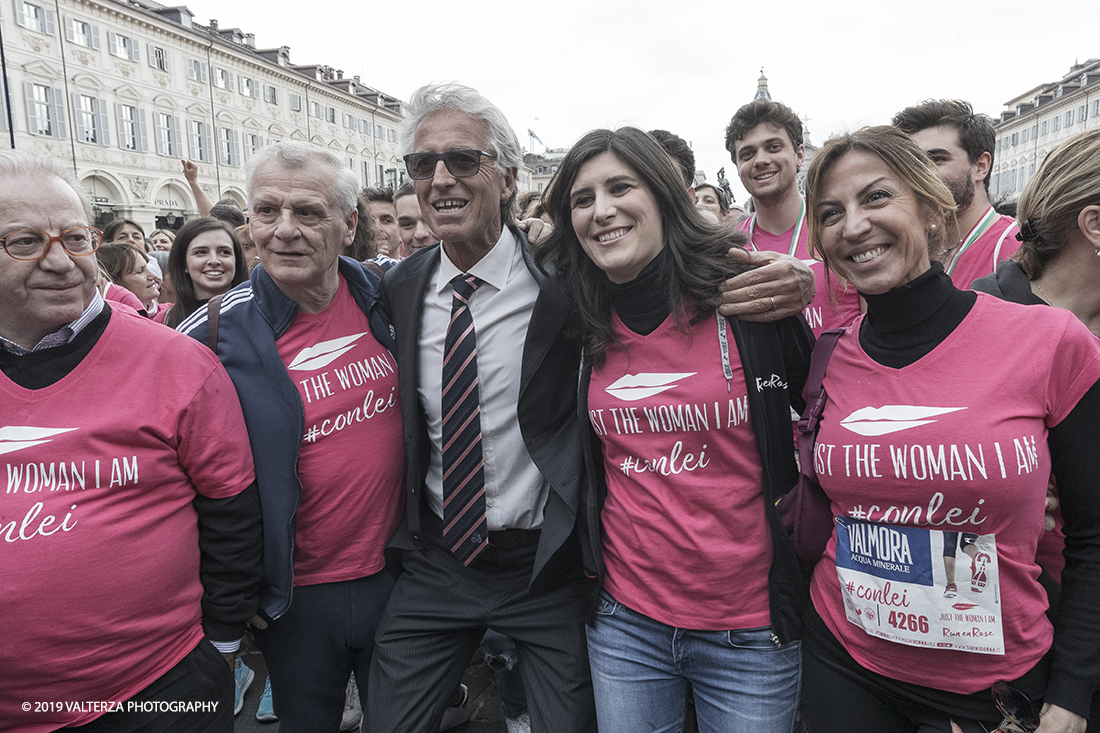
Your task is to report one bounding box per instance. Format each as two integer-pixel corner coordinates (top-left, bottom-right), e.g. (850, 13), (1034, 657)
(747, 197), (806, 257)
(945, 206), (998, 275)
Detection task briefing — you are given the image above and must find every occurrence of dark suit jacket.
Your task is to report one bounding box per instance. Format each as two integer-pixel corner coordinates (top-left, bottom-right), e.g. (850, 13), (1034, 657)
(381, 231), (584, 590)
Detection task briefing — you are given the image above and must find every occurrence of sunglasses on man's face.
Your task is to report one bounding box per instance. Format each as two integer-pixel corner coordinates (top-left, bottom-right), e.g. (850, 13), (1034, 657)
(403, 150), (495, 180)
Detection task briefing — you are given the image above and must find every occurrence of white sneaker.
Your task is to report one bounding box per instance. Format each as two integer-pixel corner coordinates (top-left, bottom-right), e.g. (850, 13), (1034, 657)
(439, 683), (472, 731)
(506, 713), (532, 733)
(340, 674), (363, 731)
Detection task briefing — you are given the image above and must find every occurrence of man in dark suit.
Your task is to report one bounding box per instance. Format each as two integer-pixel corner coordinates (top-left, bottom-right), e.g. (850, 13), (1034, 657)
(368, 82), (593, 733)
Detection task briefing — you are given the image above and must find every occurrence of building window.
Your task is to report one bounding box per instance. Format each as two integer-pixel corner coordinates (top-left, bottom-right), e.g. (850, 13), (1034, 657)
(108, 31), (139, 61)
(239, 76), (259, 98)
(155, 112), (182, 156)
(375, 123), (384, 139)
(326, 107), (336, 124)
(377, 164), (384, 184)
(75, 94), (109, 144)
(1064, 110), (1073, 126)
(361, 160), (370, 186)
(289, 93), (302, 112)
(1022, 127), (1029, 143)
(1031, 124), (1038, 139)
(219, 127), (240, 167)
(114, 103), (147, 151)
(64, 17), (99, 48)
(1078, 105), (1087, 124)
(264, 85), (279, 105)
(1042, 120), (1049, 136)
(1052, 116), (1061, 132)
(246, 133), (264, 159)
(188, 119), (213, 162)
(344, 113), (357, 129)
(24, 82), (63, 137)
(310, 101), (322, 119)
(213, 68), (234, 91)
(187, 59), (207, 83)
(147, 45), (169, 72)
(1094, 100), (1100, 117)
(16, 1), (55, 34)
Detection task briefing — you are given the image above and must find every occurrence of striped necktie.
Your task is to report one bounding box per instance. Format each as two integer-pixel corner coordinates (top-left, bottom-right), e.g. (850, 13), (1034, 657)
(442, 274), (488, 565)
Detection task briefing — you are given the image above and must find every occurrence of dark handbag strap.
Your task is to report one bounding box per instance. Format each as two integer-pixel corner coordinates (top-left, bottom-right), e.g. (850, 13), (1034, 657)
(206, 294), (225, 354)
(796, 328), (845, 481)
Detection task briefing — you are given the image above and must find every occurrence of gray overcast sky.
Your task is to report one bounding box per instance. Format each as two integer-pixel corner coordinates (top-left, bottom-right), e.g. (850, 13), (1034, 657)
(187, 0), (1098, 202)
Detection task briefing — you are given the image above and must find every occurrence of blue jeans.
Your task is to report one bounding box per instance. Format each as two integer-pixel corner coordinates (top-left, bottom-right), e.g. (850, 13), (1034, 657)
(587, 591), (801, 733)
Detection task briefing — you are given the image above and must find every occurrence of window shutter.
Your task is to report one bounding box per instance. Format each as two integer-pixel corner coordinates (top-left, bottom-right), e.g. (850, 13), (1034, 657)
(64, 15), (74, 41)
(171, 116), (182, 156)
(202, 123), (213, 162)
(128, 38), (139, 62)
(70, 90), (81, 130)
(154, 114), (165, 155)
(147, 43), (156, 68)
(14, 0), (27, 29)
(230, 129), (240, 167)
(97, 97), (109, 146)
(107, 30), (116, 55)
(50, 87), (65, 138)
(89, 24), (100, 49)
(187, 120), (197, 160)
(114, 102), (125, 148)
(136, 107), (148, 152)
(23, 82), (37, 132)
(43, 7), (55, 35)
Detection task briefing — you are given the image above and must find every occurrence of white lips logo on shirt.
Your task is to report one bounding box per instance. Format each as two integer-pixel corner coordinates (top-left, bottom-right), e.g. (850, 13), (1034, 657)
(839, 405), (967, 436)
(288, 332), (368, 371)
(605, 373), (696, 401)
(0, 426), (78, 456)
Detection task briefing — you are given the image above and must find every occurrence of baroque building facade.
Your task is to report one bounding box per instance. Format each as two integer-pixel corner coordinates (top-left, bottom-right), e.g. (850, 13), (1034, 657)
(1, 0), (405, 232)
(991, 58), (1100, 204)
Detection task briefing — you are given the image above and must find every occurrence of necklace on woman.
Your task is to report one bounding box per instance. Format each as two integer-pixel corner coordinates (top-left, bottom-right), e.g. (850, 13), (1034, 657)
(1034, 280), (1057, 307)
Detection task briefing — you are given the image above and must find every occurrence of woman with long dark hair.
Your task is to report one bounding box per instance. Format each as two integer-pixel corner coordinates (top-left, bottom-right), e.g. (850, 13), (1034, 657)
(163, 217), (248, 328)
(536, 127), (812, 733)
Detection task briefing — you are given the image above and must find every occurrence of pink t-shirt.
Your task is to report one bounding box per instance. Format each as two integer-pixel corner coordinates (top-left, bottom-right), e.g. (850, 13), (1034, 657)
(740, 214), (861, 337)
(588, 310), (772, 630)
(275, 277), (404, 585)
(103, 281), (143, 314)
(946, 210), (1020, 290)
(1, 309), (255, 731)
(809, 294), (1100, 693)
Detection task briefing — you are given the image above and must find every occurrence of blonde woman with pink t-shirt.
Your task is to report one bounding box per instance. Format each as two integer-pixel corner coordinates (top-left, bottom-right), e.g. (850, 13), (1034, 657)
(800, 125), (1100, 733)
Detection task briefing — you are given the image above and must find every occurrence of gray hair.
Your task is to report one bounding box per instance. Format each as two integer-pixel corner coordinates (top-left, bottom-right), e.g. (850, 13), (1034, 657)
(246, 141), (358, 218)
(0, 150), (94, 222)
(401, 83), (521, 223)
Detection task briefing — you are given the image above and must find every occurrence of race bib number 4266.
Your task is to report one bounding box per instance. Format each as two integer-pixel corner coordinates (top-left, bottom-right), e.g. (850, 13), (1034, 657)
(835, 518), (1004, 655)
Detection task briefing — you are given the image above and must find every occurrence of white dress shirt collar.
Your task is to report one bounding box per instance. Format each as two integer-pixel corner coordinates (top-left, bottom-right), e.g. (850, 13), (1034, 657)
(434, 227), (519, 295)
